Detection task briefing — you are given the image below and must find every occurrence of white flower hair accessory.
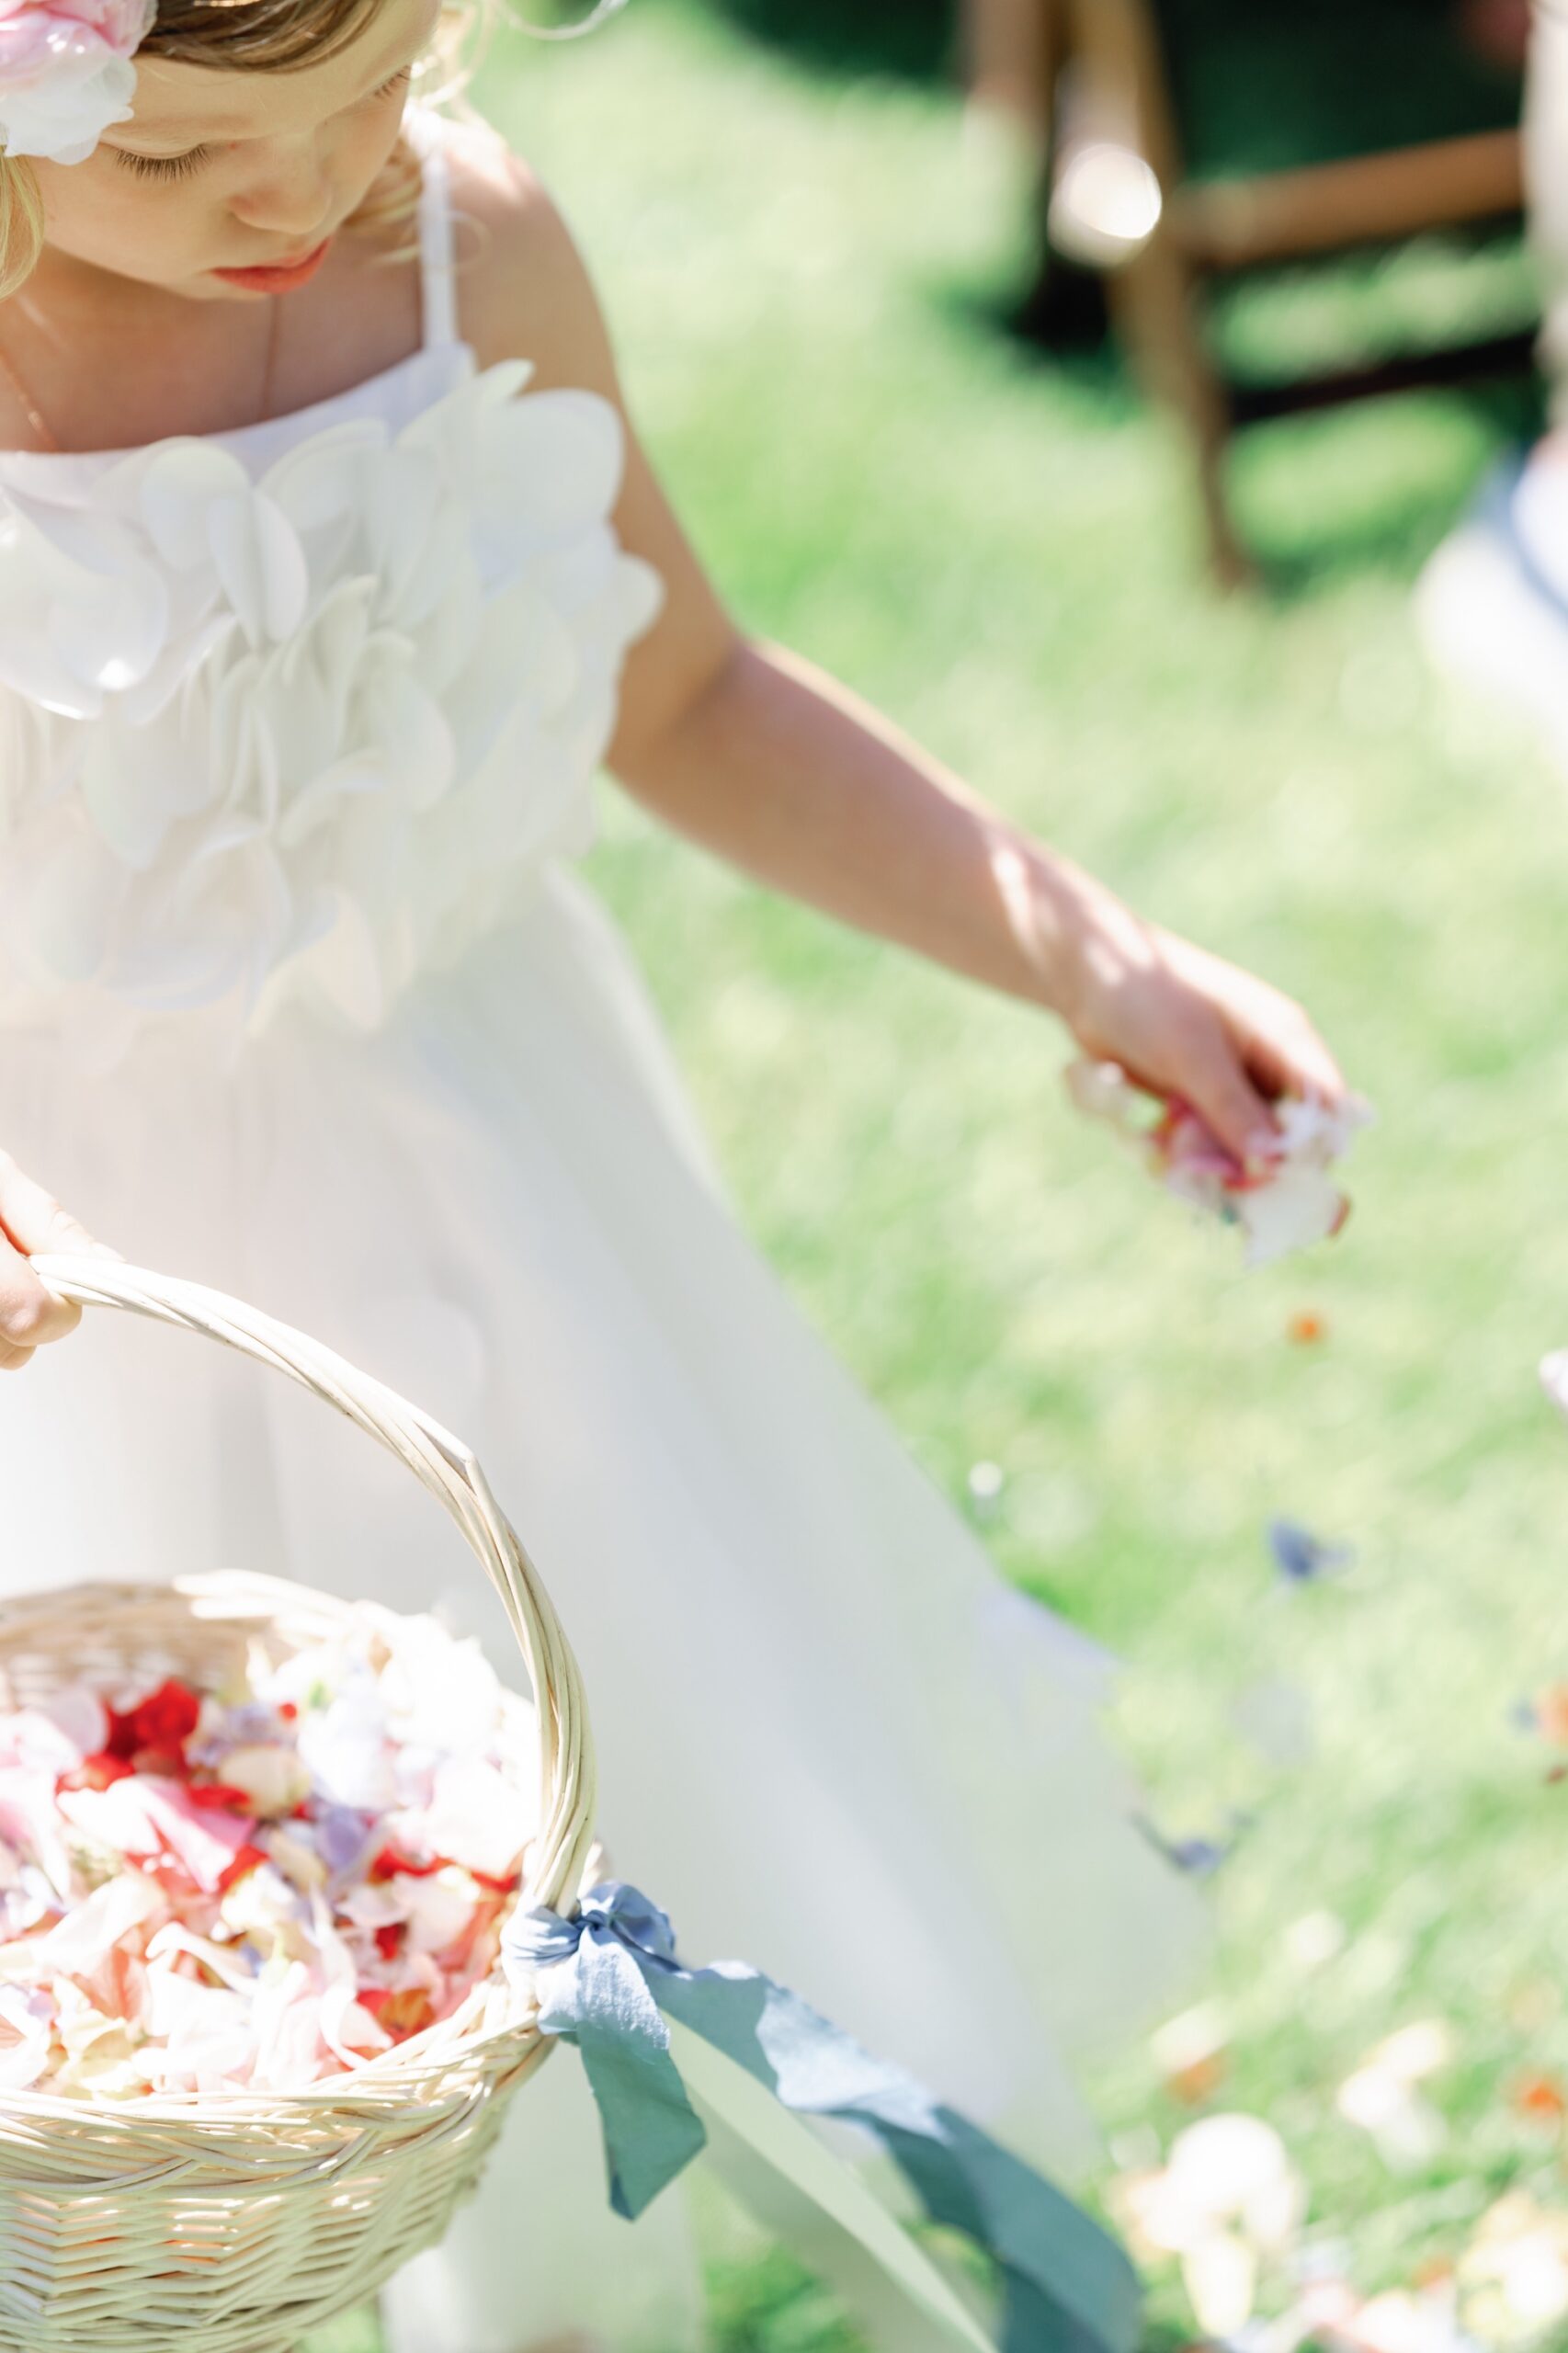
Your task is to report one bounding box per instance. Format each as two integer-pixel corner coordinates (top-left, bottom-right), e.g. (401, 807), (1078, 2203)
(0, 0), (156, 168)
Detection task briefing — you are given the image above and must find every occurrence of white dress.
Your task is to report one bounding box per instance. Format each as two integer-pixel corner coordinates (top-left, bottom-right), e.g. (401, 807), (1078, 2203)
(0, 125), (1201, 2351)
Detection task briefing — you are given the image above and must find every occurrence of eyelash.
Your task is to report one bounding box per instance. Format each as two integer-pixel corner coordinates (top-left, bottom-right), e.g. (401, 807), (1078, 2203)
(117, 65), (414, 181)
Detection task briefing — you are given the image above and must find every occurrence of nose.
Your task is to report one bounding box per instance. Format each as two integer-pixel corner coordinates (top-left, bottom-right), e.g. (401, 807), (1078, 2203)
(231, 140), (336, 243)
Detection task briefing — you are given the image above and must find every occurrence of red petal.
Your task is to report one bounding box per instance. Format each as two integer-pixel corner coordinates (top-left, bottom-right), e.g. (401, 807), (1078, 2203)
(128, 1679), (202, 1754)
(369, 1843), (443, 1882)
(217, 1841), (268, 1893)
(104, 1709), (140, 1761)
(59, 1750), (134, 1792)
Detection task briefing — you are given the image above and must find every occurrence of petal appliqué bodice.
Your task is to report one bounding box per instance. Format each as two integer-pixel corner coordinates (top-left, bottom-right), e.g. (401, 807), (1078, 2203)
(0, 354), (664, 1066)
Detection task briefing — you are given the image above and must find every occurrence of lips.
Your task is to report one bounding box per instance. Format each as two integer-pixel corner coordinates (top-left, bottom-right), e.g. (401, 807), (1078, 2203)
(213, 237), (333, 295)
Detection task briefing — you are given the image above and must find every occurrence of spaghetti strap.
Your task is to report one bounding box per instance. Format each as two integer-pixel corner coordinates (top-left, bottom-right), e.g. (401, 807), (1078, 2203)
(410, 110), (460, 353)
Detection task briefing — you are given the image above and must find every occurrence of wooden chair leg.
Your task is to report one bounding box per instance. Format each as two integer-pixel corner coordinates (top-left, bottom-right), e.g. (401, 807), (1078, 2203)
(1108, 236), (1252, 586)
(1062, 0), (1250, 583)
(1017, 0), (1115, 346)
(963, 0), (1057, 130)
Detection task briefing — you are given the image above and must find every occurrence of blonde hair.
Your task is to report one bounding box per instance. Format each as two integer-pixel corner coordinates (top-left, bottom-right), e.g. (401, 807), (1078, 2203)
(0, 0), (490, 299)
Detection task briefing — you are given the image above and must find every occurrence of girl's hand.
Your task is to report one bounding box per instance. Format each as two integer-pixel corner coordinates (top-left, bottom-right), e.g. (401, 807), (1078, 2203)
(0, 1154), (108, 1369)
(1055, 881), (1346, 1167)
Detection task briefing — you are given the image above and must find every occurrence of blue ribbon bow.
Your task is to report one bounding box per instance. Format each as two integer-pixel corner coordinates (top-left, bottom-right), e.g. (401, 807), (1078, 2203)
(503, 1881), (1141, 2353)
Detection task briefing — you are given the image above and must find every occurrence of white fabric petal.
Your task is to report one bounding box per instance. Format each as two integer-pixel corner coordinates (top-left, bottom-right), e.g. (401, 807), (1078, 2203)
(127, 441), (250, 569)
(259, 419), (384, 530)
(0, 358), (661, 1061)
(207, 489), (310, 647)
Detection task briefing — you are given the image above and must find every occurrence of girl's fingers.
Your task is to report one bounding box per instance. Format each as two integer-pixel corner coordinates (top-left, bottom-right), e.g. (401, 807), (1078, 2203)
(0, 1152), (108, 1351)
(1158, 932), (1346, 1110)
(0, 1233), (78, 1351)
(1178, 1027), (1281, 1168)
(1242, 1013), (1346, 1108)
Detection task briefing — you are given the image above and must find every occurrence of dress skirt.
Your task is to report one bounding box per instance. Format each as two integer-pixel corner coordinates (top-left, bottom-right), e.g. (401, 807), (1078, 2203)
(0, 862), (1201, 2349)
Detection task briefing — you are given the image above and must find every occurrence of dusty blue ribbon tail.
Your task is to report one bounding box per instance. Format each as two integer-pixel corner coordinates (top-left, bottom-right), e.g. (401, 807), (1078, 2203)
(503, 1882), (1142, 2353)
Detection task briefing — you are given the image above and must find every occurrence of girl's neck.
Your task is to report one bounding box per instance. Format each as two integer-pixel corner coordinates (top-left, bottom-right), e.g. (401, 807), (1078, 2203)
(2, 231), (423, 456)
(23, 244), (188, 337)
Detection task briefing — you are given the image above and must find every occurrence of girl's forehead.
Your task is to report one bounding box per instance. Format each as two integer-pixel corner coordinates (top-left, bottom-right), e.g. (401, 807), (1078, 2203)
(121, 0), (438, 142)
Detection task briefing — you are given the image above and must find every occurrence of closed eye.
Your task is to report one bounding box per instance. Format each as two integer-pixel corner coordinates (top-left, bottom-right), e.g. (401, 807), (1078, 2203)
(117, 143), (211, 182)
(113, 64), (415, 182)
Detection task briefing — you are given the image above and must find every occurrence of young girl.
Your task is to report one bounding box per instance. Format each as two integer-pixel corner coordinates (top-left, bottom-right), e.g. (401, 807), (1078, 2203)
(0, 2), (1346, 2346)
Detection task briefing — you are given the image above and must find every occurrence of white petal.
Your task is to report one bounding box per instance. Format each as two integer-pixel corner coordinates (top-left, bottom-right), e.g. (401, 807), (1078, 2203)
(1167, 2114), (1291, 2219)
(25, 1872), (162, 1975)
(45, 557), (168, 691)
(1181, 2231), (1256, 2338)
(475, 390), (626, 549)
(207, 489), (310, 646)
(259, 419), (384, 530)
(358, 446), (443, 616)
(132, 441), (252, 570)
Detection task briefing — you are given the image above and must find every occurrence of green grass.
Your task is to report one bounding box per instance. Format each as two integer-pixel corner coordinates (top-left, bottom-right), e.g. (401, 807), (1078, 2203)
(320, 4), (1568, 2346)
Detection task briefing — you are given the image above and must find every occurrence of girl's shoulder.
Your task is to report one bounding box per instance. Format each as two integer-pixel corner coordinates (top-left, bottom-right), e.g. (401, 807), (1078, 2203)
(426, 112), (621, 404)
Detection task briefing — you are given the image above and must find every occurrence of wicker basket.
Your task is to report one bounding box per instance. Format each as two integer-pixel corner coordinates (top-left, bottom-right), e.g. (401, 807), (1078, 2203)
(0, 1253), (599, 2352)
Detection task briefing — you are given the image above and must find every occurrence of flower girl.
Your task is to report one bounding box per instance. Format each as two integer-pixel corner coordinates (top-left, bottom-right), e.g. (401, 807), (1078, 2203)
(0, 1), (1346, 2345)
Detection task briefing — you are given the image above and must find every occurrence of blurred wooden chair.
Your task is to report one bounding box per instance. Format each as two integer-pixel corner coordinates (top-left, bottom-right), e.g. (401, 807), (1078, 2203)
(998, 0), (1531, 580)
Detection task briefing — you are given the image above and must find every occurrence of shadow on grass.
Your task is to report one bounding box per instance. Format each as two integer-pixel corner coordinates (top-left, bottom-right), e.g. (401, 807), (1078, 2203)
(1236, 376), (1546, 599)
(702, 0), (954, 85)
(931, 272), (1144, 426)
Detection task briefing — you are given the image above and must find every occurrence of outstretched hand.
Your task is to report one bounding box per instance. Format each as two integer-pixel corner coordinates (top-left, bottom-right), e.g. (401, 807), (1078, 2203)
(1056, 883), (1346, 1168)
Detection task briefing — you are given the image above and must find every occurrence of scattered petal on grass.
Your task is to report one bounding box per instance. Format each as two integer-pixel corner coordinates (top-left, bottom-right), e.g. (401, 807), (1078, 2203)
(1183, 2227), (1258, 2336)
(1136, 1810), (1248, 1881)
(1539, 1350), (1568, 1426)
(1267, 1518), (1354, 1585)
(1336, 2063), (1447, 2171)
(1510, 2073), (1566, 2128)
(1282, 1910), (1347, 1972)
(1294, 2277), (1363, 2336)
(965, 1461), (1005, 1517)
(1337, 2021), (1454, 2170)
(1111, 2167), (1212, 2259)
(1349, 2285), (1475, 2353)
(1460, 2198), (1568, 2336)
(1166, 2112), (1298, 2222)
(1151, 2004), (1230, 2104)
(1370, 2019), (1454, 2082)
(1519, 1686), (1568, 1746)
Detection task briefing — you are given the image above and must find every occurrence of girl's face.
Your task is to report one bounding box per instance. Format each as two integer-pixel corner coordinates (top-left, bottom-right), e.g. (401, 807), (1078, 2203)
(35, 0), (442, 300)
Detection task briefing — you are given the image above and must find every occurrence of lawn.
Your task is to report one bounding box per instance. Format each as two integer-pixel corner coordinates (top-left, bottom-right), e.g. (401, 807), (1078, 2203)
(319, 3), (1568, 2346)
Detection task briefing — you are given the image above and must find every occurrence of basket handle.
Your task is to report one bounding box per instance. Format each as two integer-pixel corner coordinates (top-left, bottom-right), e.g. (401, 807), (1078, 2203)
(29, 1253), (598, 1916)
